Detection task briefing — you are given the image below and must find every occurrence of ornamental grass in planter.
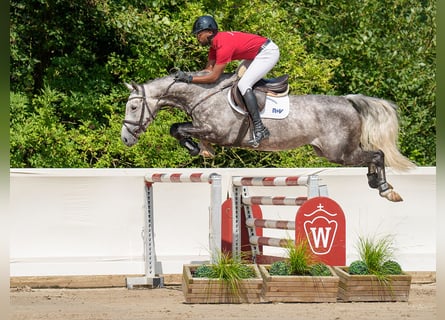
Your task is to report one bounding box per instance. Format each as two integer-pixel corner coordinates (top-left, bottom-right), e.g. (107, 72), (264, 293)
(334, 234), (411, 302)
(259, 239), (339, 303)
(182, 252), (262, 304)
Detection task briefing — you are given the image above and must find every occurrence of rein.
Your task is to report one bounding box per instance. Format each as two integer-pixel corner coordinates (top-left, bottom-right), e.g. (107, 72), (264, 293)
(188, 82), (233, 116)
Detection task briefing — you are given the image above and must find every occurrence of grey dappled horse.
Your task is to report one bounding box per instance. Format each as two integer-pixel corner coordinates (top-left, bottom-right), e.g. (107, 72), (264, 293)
(121, 73), (415, 202)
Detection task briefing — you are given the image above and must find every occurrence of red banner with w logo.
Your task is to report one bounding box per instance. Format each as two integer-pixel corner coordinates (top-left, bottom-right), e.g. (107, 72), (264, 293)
(295, 197), (346, 266)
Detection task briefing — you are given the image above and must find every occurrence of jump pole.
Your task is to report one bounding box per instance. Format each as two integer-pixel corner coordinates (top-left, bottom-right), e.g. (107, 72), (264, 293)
(126, 172), (222, 289)
(231, 175), (328, 262)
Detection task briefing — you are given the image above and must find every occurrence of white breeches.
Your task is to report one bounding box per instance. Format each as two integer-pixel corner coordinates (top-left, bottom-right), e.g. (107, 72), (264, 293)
(237, 40), (280, 95)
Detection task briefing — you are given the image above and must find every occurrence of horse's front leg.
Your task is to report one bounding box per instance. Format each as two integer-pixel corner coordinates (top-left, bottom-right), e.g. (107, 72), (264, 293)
(170, 122), (215, 157)
(170, 122), (200, 156)
(198, 141), (216, 158)
(367, 150), (403, 202)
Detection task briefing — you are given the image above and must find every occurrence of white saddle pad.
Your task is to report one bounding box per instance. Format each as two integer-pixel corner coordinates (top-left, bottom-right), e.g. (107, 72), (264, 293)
(227, 90), (290, 119)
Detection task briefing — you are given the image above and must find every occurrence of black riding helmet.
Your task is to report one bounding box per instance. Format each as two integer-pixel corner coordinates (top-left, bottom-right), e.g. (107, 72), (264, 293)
(192, 15), (218, 34)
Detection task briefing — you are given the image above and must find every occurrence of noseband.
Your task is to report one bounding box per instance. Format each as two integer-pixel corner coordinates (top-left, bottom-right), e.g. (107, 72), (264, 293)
(122, 84), (155, 139)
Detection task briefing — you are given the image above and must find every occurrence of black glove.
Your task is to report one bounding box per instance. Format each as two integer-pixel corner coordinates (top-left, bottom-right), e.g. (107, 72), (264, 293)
(174, 70), (193, 83)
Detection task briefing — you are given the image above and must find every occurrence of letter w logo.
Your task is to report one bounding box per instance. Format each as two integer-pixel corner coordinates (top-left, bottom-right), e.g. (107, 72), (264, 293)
(303, 217), (338, 255)
(309, 227), (331, 248)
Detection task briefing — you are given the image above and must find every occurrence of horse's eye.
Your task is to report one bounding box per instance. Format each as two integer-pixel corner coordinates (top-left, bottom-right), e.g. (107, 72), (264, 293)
(131, 105), (138, 111)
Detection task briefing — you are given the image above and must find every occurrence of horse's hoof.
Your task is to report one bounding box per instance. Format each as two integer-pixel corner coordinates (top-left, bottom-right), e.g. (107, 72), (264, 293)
(200, 150), (214, 158)
(379, 189), (403, 202)
(198, 142), (215, 158)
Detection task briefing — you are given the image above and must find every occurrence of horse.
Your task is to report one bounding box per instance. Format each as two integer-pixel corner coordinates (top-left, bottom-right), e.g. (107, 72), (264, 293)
(121, 72), (415, 202)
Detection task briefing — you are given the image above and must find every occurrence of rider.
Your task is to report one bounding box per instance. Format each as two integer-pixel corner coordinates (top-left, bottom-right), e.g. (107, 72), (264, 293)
(174, 15), (280, 147)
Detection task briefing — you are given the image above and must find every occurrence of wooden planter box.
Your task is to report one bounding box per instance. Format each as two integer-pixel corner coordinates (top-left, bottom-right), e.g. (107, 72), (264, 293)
(182, 264), (263, 304)
(259, 265), (339, 303)
(333, 266), (411, 302)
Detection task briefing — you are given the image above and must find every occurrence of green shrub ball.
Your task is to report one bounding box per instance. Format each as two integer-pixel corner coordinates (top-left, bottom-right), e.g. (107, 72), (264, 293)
(348, 260), (369, 275)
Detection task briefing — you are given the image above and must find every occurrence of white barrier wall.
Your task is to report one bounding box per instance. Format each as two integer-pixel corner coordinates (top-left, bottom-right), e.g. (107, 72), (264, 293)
(10, 167), (436, 276)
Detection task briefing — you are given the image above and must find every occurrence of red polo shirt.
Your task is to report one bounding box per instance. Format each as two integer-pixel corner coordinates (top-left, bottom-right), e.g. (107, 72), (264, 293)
(208, 31), (267, 64)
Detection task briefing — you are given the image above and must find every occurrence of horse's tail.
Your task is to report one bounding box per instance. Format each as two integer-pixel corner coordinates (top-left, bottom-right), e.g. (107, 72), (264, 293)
(345, 94), (416, 171)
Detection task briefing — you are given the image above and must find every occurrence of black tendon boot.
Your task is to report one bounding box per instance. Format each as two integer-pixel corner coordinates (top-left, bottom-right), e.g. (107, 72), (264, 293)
(179, 138), (200, 156)
(243, 88), (270, 147)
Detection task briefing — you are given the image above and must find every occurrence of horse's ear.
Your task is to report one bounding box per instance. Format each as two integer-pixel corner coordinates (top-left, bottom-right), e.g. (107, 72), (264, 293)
(124, 82), (133, 91)
(124, 82), (139, 91)
(130, 81), (140, 92)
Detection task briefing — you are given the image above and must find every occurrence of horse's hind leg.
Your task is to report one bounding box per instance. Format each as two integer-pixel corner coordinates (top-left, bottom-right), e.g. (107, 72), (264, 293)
(367, 150), (403, 202)
(314, 135), (403, 202)
(321, 145), (403, 202)
(170, 122), (200, 156)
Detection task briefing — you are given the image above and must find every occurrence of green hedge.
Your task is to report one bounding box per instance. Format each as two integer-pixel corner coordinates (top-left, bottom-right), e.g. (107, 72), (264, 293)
(10, 0), (435, 168)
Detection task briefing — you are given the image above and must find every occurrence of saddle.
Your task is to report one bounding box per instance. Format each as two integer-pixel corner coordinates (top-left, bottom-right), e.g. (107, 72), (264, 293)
(230, 75), (289, 112)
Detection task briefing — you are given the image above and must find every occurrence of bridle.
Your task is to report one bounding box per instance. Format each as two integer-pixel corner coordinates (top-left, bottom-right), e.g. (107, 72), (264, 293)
(122, 84), (155, 139)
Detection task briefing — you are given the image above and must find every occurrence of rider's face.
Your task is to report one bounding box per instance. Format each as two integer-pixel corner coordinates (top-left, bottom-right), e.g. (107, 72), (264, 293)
(196, 30), (213, 46)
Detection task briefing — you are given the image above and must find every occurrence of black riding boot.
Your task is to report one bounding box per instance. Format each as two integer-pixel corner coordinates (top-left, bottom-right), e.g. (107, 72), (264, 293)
(243, 88), (270, 147)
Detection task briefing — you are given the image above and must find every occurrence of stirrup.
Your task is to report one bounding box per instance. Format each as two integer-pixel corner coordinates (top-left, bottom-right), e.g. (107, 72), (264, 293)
(248, 127), (270, 147)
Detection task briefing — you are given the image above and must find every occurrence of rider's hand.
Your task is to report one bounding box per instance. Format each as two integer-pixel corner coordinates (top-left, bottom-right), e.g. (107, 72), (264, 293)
(174, 70), (193, 83)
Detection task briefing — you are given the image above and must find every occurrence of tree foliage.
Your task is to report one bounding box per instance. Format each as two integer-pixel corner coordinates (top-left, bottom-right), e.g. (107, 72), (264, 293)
(286, 0), (436, 165)
(10, 0), (435, 168)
